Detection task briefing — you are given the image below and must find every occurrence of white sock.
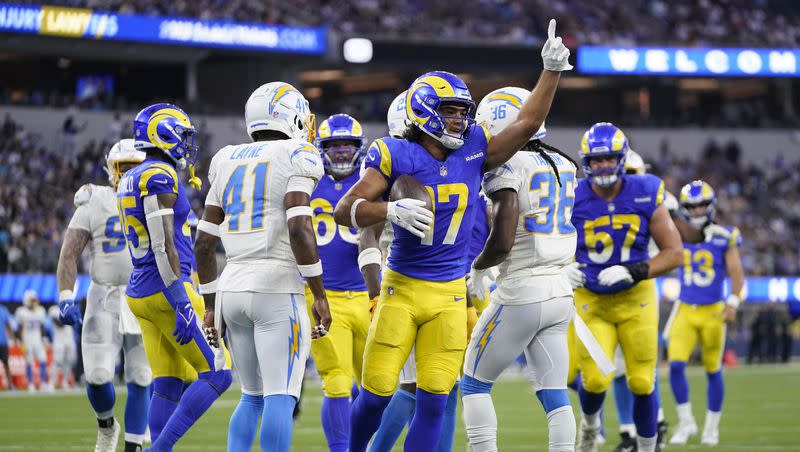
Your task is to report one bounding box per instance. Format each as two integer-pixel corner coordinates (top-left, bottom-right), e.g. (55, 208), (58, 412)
(657, 407), (665, 423)
(546, 406), (576, 452)
(619, 423), (637, 437)
(637, 435), (657, 452)
(583, 411), (601, 427)
(462, 393), (498, 452)
(705, 410), (721, 431)
(676, 402), (694, 423)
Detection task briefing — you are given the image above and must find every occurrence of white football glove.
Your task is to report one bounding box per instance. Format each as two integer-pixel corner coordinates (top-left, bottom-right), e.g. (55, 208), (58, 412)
(541, 19), (573, 72)
(703, 223), (731, 243)
(565, 262), (586, 289)
(387, 198), (434, 239)
(468, 266), (499, 300)
(597, 265), (634, 286)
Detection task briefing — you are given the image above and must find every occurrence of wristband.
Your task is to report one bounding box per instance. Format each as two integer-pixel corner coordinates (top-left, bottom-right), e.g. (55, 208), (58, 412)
(59, 290), (74, 302)
(358, 248), (382, 270)
(199, 280), (218, 295)
(287, 206), (313, 220)
(298, 261), (323, 278)
(623, 262), (649, 282)
(197, 220), (220, 237)
(351, 198), (366, 229)
(726, 294), (741, 309)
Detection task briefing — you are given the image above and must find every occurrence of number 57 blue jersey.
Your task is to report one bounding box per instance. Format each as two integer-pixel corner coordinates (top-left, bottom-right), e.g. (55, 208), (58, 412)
(573, 174), (665, 294)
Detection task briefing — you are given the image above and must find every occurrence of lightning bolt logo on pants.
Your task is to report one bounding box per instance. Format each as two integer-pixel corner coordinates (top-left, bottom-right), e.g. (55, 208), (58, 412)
(472, 305), (503, 374)
(287, 295), (302, 389)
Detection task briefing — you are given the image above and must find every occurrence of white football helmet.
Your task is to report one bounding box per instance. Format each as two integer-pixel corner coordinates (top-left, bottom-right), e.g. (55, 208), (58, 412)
(624, 149), (647, 175)
(23, 289), (38, 308)
(387, 90), (408, 138)
(106, 138), (146, 188)
(476, 87), (545, 139)
(245, 82), (316, 143)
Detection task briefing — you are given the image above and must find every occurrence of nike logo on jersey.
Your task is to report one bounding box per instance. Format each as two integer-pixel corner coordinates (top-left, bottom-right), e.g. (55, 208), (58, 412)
(634, 196), (652, 203)
(640, 303), (648, 308)
(454, 296), (464, 302)
(153, 178), (170, 184)
(368, 153), (376, 162)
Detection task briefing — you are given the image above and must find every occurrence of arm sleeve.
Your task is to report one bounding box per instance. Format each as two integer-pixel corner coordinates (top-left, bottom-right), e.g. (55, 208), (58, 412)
(138, 163), (179, 197)
(362, 139), (393, 181)
(728, 226), (742, 249)
(67, 204), (92, 232)
(482, 160), (522, 194)
(287, 142), (324, 195)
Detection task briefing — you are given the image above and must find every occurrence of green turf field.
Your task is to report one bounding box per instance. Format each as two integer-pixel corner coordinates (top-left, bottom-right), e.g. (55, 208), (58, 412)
(0, 364), (796, 451)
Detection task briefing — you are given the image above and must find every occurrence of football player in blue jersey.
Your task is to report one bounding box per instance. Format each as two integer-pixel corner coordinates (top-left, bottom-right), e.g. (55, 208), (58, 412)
(117, 103), (231, 452)
(569, 123), (683, 452)
(334, 19), (572, 452)
(306, 113), (371, 451)
(667, 180), (744, 447)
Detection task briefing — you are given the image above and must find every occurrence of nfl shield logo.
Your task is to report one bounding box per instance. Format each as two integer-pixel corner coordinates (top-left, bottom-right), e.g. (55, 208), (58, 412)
(335, 183), (343, 190)
(440, 165), (448, 177)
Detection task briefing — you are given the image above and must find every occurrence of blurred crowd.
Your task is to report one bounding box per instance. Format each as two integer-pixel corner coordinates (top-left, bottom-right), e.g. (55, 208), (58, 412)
(20, 0), (800, 46)
(1, 112), (800, 280)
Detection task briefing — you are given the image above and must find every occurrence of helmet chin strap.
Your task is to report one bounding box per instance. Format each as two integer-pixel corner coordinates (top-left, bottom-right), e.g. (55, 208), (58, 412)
(438, 134), (464, 150)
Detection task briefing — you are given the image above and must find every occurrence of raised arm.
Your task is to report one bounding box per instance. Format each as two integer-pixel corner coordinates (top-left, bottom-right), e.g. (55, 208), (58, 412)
(484, 19), (571, 171)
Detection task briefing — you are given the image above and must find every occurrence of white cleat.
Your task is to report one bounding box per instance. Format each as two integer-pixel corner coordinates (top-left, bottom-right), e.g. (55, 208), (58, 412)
(27, 385), (36, 393)
(669, 420), (698, 445)
(95, 419), (121, 452)
(701, 426), (719, 446)
(577, 418), (601, 452)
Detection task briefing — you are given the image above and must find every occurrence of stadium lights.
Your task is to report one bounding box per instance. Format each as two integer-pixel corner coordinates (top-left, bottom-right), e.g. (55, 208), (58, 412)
(343, 38), (373, 64)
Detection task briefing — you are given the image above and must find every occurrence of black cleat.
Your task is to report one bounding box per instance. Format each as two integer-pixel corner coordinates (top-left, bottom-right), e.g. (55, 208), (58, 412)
(656, 420), (669, 451)
(612, 432), (637, 452)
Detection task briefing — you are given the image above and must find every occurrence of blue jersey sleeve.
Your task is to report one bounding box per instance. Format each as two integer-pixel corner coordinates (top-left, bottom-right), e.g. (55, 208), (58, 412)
(362, 138), (394, 182)
(138, 162), (179, 197)
(640, 174), (665, 219)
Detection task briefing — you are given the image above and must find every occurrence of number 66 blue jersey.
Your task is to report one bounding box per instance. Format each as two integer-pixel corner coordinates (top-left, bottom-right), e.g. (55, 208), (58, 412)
(573, 174), (666, 294)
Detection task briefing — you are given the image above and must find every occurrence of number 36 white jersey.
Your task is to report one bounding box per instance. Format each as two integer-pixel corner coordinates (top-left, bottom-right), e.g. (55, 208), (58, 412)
(68, 184), (132, 286)
(482, 151), (577, 305)
(206, 139), (324, 294)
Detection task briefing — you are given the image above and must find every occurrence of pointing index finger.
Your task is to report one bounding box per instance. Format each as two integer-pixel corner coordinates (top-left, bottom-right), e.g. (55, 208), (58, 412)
(548, 19), (556, 39)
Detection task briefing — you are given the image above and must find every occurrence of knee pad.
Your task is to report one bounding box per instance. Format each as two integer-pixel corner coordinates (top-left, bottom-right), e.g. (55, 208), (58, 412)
(126, 365), (153, 387)
(581, 374), (611, 394)
(536, 388), (570, 414)
(199, 369), (232, 394)
(417, 371), (458, 395)
(627, 374), (654, 396)
(363, 371), (398, 397)
(322, 370), (352, 398)
(461, 374), (493, 396)
(86, 367), (114, 386)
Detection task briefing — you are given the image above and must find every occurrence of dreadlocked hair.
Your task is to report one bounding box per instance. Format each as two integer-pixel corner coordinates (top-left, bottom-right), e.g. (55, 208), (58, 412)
(523, 140), (579, 187)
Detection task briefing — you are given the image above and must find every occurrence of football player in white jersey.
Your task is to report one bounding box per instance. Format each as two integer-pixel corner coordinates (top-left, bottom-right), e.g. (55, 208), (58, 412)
(56, 139), (152, 452)
(47, 304), (76, 390)
(195, 81), (331, 452)
(461, 87), (582, 452)
(15, 290), (49, 393)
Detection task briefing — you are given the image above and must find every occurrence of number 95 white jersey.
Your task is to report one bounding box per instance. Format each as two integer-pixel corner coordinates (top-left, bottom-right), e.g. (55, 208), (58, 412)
(481, 151), (577, 304)
(68, 184), (133, 286)
(206, 139), (324, 294)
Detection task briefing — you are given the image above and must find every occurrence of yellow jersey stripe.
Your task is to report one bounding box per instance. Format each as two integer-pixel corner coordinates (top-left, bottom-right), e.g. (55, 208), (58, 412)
(376, 139), (392, 177)
(139, 166), (178, 196)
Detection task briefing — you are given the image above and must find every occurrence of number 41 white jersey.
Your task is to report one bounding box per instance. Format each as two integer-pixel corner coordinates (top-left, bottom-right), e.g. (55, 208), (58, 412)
(482, 150), (577, 305)
(206, 139), (324, 294)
